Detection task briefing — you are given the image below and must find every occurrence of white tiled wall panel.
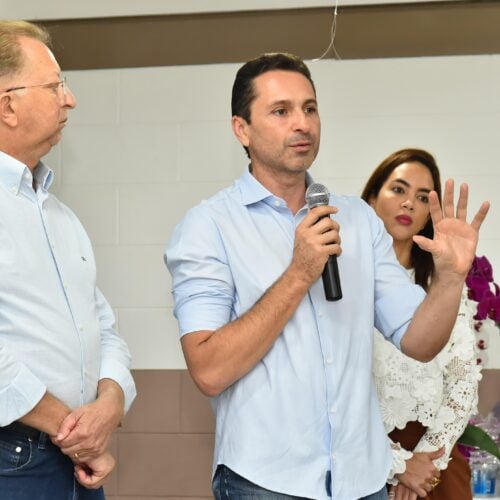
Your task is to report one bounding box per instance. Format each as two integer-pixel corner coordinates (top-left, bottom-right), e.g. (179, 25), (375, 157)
(118, 181), (230, 246)
(118, 308), (186, 369)
(57, 185), (118, 246)
(93, 245), (171, 308)
(66, 70), (121, 126)
(46, 55), (500, 368)
(61, 124), (180, 184)
(120, 64), (235, 125)
(178, 121), (241, 182)
(2, 0), (452, 22)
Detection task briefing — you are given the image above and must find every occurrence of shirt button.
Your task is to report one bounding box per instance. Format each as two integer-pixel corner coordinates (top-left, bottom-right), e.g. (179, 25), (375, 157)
(331, 453), (336, 460)
(330, 406), (337, 414)
(325, 357), (333, 364)
(317, 311), (323, 317)
(15, 446), (22, 453)
(274, 200), (281, 207)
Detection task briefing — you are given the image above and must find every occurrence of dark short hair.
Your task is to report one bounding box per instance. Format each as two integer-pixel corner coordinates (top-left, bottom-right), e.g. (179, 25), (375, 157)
(232, 53), (316, 158)
(361, 148), (442, 290)
(232, 52), (315, 121)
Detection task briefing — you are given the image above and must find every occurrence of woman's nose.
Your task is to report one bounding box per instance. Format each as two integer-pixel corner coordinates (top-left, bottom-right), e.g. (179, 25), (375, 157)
(401, 199), (414, 211)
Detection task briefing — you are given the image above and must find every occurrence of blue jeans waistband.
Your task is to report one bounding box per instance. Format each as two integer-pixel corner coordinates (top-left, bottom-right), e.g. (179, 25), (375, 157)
(1, 422), (43, 440)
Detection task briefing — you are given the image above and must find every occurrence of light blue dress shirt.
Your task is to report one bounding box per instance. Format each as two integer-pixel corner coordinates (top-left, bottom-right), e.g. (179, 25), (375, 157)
(0, 151), (136, 426)
(166, 169), (426, 500)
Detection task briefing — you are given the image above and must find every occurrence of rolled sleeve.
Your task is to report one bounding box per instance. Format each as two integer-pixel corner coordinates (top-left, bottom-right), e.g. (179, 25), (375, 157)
(166, 206), (235, 337)
(172, 281), (234, 336)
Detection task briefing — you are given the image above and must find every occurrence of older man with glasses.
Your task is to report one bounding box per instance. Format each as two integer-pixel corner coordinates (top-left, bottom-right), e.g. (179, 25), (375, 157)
(0, 20), (136, 500)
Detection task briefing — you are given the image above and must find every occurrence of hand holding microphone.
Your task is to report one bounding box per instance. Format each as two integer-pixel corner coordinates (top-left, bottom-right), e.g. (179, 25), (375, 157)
(305, 183), (342, 301)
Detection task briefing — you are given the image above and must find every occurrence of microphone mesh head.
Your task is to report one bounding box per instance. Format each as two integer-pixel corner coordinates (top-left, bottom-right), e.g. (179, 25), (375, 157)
(305, 183), (330, 208)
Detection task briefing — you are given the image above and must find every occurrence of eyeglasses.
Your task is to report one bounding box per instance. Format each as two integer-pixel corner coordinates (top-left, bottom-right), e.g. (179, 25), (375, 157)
(3, 77), (67, 97)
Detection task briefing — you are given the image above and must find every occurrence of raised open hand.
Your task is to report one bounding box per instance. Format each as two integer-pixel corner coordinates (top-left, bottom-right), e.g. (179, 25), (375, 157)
(413, 179), (489, 280)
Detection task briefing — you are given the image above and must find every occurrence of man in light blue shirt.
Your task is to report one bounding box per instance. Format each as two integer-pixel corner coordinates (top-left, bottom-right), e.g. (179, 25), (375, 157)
(166, 53), (489, 499)
(0, 21), (136, 499)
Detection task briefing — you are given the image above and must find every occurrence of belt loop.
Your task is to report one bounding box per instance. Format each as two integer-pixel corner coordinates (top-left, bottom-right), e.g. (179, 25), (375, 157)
(37, 431), (48, 450)
(325, 470), (332, 497)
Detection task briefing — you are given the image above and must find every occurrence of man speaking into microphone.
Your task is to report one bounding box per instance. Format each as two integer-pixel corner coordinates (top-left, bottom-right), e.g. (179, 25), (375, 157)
(165, 53), (489, 500)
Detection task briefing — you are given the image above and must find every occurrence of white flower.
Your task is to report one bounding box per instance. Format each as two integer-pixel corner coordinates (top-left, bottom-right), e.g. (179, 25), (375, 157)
(380, 396), (417, 431)
(412, 376), (439, 400)
(453, 338), (474, 360)
(432, 406), (456, 431)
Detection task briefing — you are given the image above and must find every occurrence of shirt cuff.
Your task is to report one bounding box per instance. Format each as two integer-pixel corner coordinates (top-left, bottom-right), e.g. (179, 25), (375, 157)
(387, 442), (414, 485)
(0, 366), (46, 426)
(174, 289), (233, 336)
(100, 359), (137, 413)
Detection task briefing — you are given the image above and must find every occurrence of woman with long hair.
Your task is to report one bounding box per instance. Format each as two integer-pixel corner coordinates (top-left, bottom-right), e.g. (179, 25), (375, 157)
(362, 148), (481, 499)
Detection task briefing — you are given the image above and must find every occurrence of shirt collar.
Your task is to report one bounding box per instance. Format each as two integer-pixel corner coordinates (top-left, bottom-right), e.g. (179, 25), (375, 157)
(237, 166), (314, 208)
(0, 151), (54, 195)
(33, 162), (54, 191)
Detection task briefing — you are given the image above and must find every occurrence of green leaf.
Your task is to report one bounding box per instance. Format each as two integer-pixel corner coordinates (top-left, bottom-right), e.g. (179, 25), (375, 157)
(458, 424), (500, 459)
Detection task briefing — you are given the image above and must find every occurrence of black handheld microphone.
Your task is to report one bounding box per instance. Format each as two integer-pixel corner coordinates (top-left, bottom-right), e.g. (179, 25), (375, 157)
(305, 183), (342, 301)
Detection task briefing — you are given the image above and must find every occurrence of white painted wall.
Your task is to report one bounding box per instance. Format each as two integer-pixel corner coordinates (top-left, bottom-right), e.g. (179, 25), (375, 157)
(44, 55), (500, 369)
(1, 0), (453, 21)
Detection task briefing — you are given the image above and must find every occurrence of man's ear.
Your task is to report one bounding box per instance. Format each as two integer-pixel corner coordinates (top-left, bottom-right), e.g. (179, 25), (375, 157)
(231, 115), (250, 148)
(0, 93), (19, 128)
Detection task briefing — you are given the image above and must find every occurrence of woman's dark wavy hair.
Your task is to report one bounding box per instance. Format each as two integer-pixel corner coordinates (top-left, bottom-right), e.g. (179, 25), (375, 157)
(231, 52), (315, 158)
(361, 148), (442, 291)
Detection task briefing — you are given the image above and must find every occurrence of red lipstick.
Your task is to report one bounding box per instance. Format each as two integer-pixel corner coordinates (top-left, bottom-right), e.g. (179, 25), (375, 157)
(396, 215), (413, 225)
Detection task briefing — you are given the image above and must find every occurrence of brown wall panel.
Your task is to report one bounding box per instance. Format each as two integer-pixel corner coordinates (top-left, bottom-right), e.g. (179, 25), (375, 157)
(106, 369), (498, 498)
(35, 1), (500, 70)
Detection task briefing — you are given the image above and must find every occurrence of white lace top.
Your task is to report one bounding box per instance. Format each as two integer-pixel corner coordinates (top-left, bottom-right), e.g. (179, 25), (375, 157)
(373, 280), (482, 481)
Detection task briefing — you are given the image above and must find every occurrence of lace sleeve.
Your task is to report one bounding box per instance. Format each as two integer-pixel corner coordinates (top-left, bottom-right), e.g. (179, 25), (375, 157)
(387, 438), (414, 485)
(412, 295), (482, 470)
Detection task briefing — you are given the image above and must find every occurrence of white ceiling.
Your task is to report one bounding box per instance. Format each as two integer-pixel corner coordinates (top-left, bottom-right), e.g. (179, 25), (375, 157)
(1, 0), (455, 21)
